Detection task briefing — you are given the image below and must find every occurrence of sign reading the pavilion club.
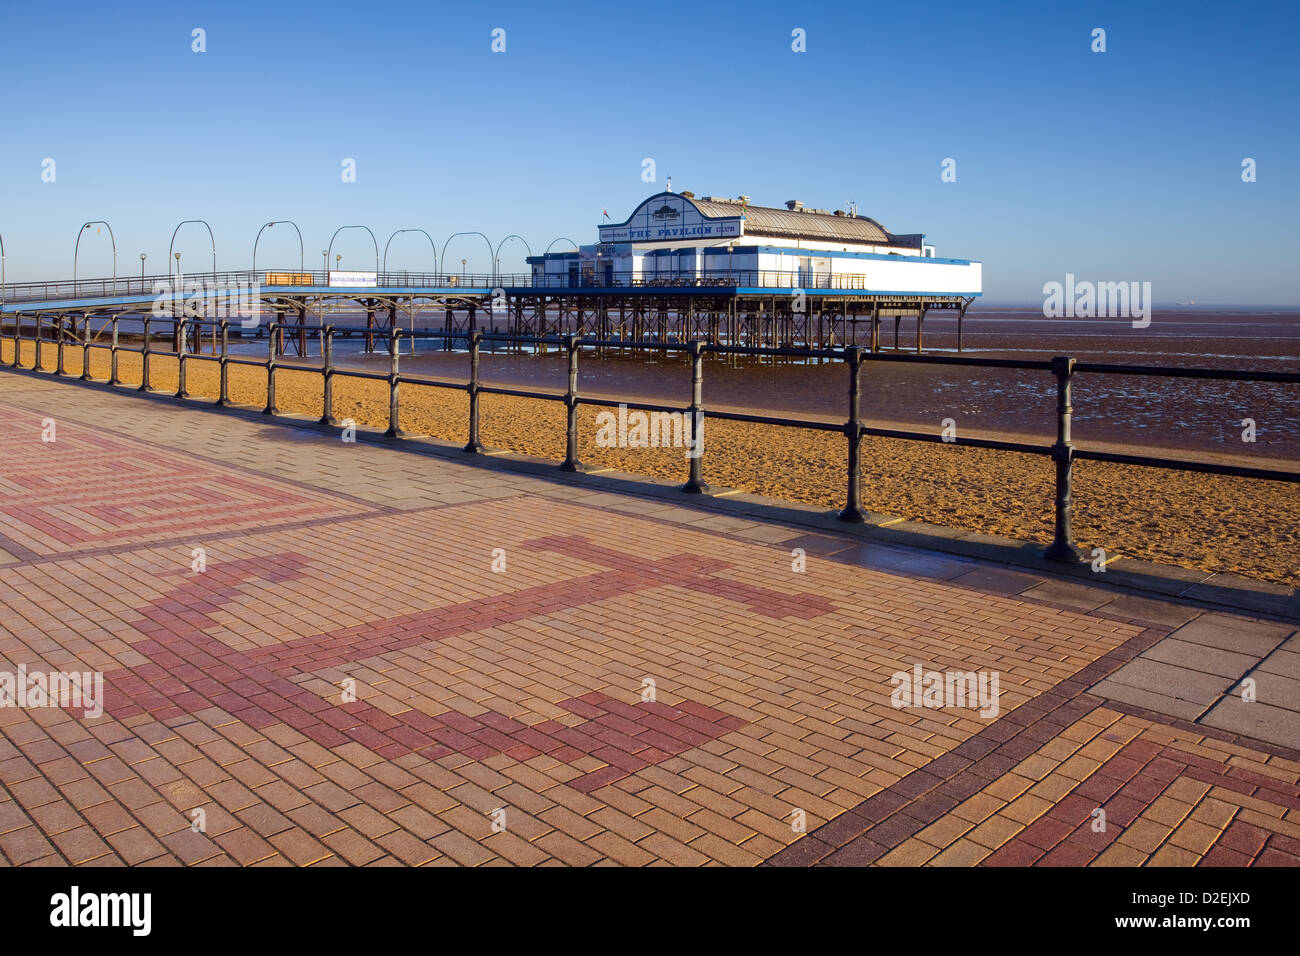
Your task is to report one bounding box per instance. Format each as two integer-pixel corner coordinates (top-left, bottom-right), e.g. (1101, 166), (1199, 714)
(600, 195), (743, 244)
(327, 271), (377, 288)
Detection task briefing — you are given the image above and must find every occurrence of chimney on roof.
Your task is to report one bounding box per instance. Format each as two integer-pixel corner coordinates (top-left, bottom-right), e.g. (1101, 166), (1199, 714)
(785, 199), (804, 211)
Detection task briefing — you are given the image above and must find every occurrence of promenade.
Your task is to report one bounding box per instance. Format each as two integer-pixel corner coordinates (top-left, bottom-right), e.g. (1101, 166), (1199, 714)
(0, 369), (1296, 866)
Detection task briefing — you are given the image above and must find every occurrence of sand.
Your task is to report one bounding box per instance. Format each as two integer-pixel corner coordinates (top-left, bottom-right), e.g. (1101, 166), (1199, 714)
(5, 338), (1296, 588)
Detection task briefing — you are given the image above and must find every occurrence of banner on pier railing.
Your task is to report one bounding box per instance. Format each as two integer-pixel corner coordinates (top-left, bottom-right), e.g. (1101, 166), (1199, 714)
(328, 271), (377, 288)
(265, 272), (312, 286)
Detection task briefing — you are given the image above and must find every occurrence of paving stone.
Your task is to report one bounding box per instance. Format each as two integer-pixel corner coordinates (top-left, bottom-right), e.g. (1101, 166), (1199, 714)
(0, 369), (1295, 870)
(1139, 639), (1260, 679)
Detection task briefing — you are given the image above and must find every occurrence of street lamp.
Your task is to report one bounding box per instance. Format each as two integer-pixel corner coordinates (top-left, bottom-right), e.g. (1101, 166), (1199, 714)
(322, 250), (328, 278)
(0, 231), (6, 309)
(326, 226), (380, 280)
(74, 220), (117, 290)
(174, 252), (183, 327)
(335, 254), (342, 273)
(382, 228), (438, 279)
(167, 219), (216, 281)
(461, 258), (466, 278)
(139, 253), (147, 283)
(252, 220), (304, 277)
(493, 234), (533, 285)
(440, 232), (494, 285)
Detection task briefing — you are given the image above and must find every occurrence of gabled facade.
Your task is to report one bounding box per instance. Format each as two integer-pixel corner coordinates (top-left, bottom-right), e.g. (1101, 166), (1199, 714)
(528, 191), (982, 294)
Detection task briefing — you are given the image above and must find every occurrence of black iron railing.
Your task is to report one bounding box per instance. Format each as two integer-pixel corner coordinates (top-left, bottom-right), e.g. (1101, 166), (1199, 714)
(4, 314), (1297, 567)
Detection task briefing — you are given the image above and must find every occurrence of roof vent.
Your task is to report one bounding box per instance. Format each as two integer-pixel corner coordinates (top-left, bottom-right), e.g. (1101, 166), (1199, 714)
(680, 190), (695, 198)
(833, 210), (844, 216)
(785, 200), (804, 211)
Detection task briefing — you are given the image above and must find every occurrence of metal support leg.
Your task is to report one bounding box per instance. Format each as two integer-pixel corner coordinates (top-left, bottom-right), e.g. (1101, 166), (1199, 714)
(109, 316), (120, 384)
(465, 330), (484, 453)
(176, 318), (189, 398)
(217, 321), (231, 407)
(319, 326), (336, 424)
(263, 322), (279, 414)
(384, 328), (402, 437)
(681, 340), (709, 493)
(140, 316), (154, 391)
(838, 346), (866, 522)
(561, 334), (583, 472)
(80, 314), (91, 380)
(55, 316), (66, 375)
(1044, 355), (1085, 562)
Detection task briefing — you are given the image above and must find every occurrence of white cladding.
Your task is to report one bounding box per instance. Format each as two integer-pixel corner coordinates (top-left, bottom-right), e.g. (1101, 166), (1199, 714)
(530, 193), (982, 295)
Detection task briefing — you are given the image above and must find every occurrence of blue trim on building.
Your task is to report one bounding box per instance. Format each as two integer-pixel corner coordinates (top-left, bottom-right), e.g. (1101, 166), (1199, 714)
(750, 246), (977, 266)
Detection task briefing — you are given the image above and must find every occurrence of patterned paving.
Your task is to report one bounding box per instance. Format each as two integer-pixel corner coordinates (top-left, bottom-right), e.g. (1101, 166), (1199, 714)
(0, 372), (1296, 866)
(0, 406), (368, 560)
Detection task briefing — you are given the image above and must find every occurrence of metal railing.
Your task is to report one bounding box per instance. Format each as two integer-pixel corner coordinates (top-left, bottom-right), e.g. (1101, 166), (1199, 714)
(4, 314), (1296, 566)
(0, 267), (970, 304)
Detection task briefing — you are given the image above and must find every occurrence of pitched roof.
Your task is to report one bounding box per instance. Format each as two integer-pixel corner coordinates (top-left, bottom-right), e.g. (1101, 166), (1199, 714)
(685, 195), (896, 245)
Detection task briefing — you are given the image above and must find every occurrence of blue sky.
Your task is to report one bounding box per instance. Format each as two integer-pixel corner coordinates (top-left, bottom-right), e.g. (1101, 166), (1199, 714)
(0, 0), (1295, 303)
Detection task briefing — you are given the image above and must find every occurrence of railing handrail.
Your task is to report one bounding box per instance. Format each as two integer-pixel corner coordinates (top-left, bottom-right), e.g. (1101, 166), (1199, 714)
(3, 317), (1297, 579)
(0, 266), (974, 303)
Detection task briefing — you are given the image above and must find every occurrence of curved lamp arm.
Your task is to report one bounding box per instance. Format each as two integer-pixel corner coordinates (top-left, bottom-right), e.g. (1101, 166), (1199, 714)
(383, 228), (438, 277)
(544, 237), (579, 255)
(169, 219), (216, 278)
(327, 225), (380, 276)
(253, 220), (304, 275)
(439, 232), (494, 283)
(493, 234), (533, 284)
(74, 220), (117, 285)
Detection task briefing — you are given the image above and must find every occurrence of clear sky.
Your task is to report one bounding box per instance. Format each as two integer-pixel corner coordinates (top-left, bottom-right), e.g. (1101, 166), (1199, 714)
(0, 0), (1296, 303)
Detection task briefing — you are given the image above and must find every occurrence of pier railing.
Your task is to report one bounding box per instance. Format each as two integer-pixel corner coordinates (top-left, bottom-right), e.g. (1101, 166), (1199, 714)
(0, 267), (971, 304)
(4, 314), (1298, 566)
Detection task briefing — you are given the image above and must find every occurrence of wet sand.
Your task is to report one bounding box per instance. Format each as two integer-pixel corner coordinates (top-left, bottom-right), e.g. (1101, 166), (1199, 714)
(317, 308), (1300, 462)
(8, 320), (1296, 588)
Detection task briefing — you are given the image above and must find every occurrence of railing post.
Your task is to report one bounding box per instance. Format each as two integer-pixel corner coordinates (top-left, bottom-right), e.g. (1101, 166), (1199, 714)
(34, 315), (43, 371)
(263, 321), (279, 414)
(319, 325), (336, 424)
(140, 315), (153, 391)
(838, 346), (866, 522)
(561, 334), (583, 471)
(384, 327), (402, 437)
(80, 314), (91, 380)
(1044, 355), (1085, 562)
(465, 330), (484, 453)
(176, 316), (189, 398)
(109, 316), (120, 384)
(681, 340), (709, 493)
(55, 315), (67, 376)
(216, 320), (231, 407)
(9, 314), (19, 369)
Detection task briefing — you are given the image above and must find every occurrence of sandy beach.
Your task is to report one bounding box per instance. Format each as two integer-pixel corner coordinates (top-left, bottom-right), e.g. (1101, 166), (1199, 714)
(7, 317), (1295, 588)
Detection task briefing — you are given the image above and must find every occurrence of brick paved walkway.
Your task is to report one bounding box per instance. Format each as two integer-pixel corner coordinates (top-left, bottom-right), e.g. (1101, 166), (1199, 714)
(0, 371), (1296, 866)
